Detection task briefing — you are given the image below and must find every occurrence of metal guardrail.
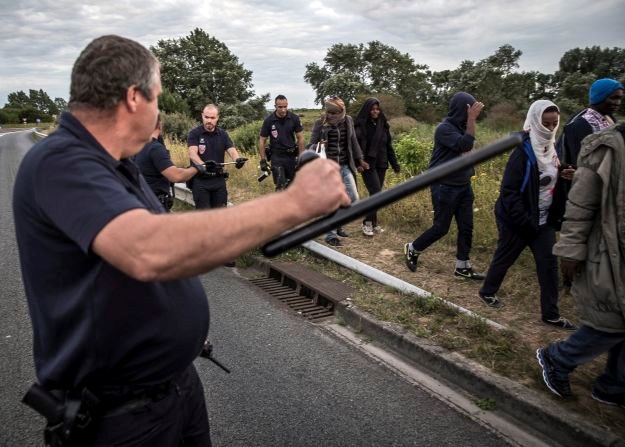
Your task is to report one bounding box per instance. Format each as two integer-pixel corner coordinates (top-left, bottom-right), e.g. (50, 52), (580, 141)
(171, 183), (506, 330)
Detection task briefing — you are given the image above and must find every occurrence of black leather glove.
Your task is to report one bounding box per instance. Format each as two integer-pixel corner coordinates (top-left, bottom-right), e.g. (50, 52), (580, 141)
(192, 162), (207, 175)
(235, 157), (247, 169)
(204, 160), (217, 172)
(260, 159), (268, 172)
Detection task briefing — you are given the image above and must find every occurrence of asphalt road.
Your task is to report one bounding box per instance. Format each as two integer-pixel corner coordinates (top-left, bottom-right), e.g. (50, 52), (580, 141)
(0, 129), (509, 446)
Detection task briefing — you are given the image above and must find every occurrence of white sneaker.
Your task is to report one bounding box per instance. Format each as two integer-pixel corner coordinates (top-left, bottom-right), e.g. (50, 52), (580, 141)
(374, 225), (385, 233)
(362, 222), (374, 236)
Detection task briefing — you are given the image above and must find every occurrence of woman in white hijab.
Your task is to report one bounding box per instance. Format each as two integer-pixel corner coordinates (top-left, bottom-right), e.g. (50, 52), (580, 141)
(478, 100), (575, 330)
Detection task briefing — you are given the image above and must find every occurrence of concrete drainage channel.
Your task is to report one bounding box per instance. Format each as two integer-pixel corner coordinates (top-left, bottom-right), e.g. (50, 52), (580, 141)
(249, 261), (353, 322)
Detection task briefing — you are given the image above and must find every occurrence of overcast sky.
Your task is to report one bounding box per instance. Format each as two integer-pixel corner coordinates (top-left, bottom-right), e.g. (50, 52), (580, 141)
(1, 0), (623, 109)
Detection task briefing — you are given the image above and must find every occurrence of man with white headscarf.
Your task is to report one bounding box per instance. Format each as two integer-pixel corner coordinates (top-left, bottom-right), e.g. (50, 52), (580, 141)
(478, 100), (575, 331)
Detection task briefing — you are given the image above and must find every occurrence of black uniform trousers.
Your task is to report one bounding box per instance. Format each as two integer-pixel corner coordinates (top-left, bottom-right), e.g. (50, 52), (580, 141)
(94, 364), (211, 446)
(480, 220), (560, 320)
(270, 151), (297, 190)
(192, 178), (228, 209)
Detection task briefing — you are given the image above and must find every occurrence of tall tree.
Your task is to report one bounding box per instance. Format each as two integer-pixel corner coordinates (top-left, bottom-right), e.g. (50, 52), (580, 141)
(556, 46), (625, 81)
(304, 41), (431, 109)
(554, 46), (625, 114)
(429, 45), (550, 111)
(7, 91), (30, 108)
(28, 89), (58, 115)
(151, 28), (254, 115)
(158, 88), (191, 115)
(5, 89), (59, 117)
(54, 97), (68, 114)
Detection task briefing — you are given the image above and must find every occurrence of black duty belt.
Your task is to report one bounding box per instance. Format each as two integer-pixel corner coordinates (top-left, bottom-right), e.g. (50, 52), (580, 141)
(95, 380), (174, 410)
(272, 147), (298, 155)
(96, 381), (174, 416)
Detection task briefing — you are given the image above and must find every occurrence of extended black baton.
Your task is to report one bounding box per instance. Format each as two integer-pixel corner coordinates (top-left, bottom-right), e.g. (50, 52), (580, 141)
(262, 134), (522, 257)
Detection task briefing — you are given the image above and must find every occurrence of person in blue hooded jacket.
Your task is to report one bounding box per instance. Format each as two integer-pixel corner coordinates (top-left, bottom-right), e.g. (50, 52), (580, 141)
(404, 92), (485, 280)
(478, 100), (575, 330)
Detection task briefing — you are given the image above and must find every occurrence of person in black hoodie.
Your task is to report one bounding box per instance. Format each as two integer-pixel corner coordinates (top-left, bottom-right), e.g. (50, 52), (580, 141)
(478, 100), (575, 330)
(403, 92), (485, 279)
(354, 98), (400, 236)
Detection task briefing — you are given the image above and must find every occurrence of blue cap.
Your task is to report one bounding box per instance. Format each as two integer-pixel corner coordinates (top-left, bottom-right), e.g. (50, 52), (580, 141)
(589, 78), (624, 105)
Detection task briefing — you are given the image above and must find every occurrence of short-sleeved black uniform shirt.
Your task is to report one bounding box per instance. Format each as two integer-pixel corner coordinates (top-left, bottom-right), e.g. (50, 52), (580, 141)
(259, 111), (303, 153)
(187, 125), (234, 185)
(135, 138), (174, 196)
(13, 112), (209, 390)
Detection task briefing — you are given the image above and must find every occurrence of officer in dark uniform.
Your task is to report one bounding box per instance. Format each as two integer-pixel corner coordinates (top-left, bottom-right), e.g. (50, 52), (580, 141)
(259, 95), (305, 190)
(135, 114), (198, 211)
(188, 104), (246, 208)
(13, 35), (350, 447)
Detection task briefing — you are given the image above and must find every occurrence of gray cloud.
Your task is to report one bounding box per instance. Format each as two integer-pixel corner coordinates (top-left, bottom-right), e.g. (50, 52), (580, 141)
(0, 0), (623, 108)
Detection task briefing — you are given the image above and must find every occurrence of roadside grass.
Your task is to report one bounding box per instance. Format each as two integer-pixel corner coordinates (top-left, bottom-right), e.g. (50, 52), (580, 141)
(268, 247), (533, 380)
(1, 122), (54, 128)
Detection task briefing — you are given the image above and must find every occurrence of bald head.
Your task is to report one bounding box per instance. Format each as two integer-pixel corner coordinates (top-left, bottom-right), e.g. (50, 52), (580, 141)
(201, 104), (219, 132)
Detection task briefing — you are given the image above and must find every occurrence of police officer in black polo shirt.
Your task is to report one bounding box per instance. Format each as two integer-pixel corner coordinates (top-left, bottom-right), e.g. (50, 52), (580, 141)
(188, 103), (246, 208)
(135, 114), (198, 211)
(259, 95), (305, 190)
(13, 35), (350, 447)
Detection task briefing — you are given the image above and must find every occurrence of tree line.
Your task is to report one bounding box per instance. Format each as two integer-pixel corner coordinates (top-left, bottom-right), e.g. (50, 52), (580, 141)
(2, 28), (623, 128)
(0, 90), (67, 124)
(306, 42), (625, 123)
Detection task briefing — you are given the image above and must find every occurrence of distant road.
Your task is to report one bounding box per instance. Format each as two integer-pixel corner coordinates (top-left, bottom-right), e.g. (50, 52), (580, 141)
(0, 131), (509, 446)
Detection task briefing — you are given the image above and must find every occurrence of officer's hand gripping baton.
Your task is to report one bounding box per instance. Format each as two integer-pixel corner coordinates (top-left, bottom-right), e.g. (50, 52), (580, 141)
(261, 134), (522, 257)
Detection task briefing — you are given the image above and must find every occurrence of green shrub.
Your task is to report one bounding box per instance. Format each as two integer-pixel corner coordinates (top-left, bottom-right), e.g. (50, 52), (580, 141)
(230, 120), (262, 154)
(162, 112), (198, 142)
(393, 126), (435, 176)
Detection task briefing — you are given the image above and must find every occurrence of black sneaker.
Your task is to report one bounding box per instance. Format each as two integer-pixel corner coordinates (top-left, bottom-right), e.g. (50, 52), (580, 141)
(536, 347), (572, 398)
(542, 317), (577, 331)
(404, 243), (419, 272)
(326, 237), (342, 247)
(478, 293), (503, 309)
(454, 267), (485, 280)
(591, 388), (625, 409)
(336, 228), (349, 237)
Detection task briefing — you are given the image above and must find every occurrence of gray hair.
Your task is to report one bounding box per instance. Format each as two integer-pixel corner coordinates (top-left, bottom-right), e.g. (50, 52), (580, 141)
(69, 35), (159, 111)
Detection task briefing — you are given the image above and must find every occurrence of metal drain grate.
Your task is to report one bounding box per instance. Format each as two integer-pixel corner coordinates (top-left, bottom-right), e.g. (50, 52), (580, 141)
(249, 277), (334, 321)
